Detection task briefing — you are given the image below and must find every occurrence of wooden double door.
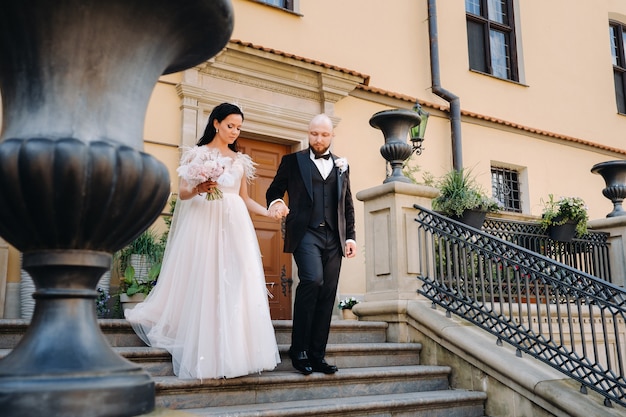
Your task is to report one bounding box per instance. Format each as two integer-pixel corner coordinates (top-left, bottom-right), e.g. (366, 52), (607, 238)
(237, 138), (293, 320)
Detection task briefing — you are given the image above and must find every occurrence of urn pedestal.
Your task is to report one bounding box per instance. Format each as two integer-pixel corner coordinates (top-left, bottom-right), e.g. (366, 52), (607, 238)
(591, 160), (626, 218)
(0, 1), (234, 416)
(369, 109), (422, 184)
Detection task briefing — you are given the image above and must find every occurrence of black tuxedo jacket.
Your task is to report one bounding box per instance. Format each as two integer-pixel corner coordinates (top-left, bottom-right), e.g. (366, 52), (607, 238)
(266, 149), (356, 255)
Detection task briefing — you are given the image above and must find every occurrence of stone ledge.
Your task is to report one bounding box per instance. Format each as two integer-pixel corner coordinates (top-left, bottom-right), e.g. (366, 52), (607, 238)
(355, 299), (626, 417)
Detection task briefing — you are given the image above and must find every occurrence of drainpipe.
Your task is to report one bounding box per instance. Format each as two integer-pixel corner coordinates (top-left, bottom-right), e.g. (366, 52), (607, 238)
(427, 0), (463, 170)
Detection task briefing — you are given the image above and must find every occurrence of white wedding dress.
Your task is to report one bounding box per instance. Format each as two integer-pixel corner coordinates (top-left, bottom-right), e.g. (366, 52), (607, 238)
(125, 151), (280, 380)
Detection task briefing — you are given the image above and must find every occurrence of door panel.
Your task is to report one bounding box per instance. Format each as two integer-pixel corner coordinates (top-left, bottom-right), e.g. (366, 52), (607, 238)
(237, 138), (293, 320)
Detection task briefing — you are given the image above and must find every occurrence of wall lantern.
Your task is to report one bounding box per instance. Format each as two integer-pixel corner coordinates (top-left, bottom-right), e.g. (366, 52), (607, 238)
(409, 102), (430, 155)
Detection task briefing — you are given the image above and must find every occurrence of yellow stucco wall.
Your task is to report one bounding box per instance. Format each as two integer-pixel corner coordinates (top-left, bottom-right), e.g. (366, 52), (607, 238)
(3, 0), (626, 312)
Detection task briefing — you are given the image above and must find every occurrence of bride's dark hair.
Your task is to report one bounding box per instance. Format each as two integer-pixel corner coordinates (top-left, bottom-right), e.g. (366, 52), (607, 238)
(196, 103), (244, 151)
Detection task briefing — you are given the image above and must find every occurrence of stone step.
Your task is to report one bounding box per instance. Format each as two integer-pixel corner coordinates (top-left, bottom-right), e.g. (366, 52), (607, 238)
(0, 319), (488, 417)
(115, 342), (422, 376)
(0, 319), (390, 348)
(153, 365), (453, 409)
(182, 390), (488, 417)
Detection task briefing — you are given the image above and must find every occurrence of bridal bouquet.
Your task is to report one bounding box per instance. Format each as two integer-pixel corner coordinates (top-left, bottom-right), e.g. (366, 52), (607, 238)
(176, 146), (233, 200)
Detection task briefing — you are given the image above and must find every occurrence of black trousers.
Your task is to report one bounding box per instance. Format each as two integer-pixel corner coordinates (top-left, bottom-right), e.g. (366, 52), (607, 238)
(290, 225), (342, 361)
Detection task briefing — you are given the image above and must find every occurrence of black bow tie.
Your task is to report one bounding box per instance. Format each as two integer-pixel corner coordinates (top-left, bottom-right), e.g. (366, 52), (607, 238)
(315, 153), (331, 160)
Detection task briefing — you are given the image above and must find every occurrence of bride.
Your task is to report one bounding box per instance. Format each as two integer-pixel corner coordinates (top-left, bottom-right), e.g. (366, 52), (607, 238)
(125, 103), (281, 380)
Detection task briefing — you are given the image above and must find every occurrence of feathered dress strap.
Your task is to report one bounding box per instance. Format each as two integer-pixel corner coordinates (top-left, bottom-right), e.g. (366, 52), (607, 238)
(179, 145), (200, 164)
(237, 153), (257, 181)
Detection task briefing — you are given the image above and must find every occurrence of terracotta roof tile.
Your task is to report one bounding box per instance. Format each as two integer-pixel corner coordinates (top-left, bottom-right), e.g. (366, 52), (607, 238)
(228, 41), (625, 156)
(357, 86), (626, 156)
(229, 39), (370, 85)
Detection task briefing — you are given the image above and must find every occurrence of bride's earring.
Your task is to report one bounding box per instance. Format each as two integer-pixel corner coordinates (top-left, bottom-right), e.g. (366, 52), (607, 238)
(216, 128), (219, 133)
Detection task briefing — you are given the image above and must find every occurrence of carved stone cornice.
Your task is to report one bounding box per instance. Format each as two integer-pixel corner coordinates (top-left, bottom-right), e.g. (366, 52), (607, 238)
(175, 83), (205, 102)
(196, 42), (366, 104)
(177, 42), (363, 143)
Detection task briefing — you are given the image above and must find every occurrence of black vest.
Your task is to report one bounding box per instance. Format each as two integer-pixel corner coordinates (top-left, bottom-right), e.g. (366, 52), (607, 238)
(309, 161), (339, 230)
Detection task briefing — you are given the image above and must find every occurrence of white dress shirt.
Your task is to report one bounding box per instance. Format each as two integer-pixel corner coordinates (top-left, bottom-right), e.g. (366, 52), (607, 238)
(311, 150), (333, 179)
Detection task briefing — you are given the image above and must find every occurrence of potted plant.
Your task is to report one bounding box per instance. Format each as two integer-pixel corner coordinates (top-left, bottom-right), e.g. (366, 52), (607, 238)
(338, 296), (360, 320)
(432, 168), (500, 228)
(539, 194), (589, 242)
(116, 228), (165, 309)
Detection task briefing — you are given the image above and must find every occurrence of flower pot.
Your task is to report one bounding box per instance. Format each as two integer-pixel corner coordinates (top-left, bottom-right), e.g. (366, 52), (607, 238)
(548, 221), (577, 242)
(19, 267), (35, 320)
(120, 293), (146, 312)
(129, 254), (151, 282)
(341, 309), (357, 320)
(451, 209), (487, 229)
(97, 270), (111, 293)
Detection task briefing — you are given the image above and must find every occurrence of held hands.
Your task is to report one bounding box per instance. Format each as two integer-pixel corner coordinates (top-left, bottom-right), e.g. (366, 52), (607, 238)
(268, 201), (290, 220)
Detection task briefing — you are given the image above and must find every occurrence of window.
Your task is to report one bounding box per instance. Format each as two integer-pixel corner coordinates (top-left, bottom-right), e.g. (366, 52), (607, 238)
(491, 166), (521, 212)
(610, 21), (626, 114)
(466, 0), (518, 81)
(256, 0), (294, 10)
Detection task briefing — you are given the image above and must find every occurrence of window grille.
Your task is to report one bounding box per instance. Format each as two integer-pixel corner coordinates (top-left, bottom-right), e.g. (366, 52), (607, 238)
(491, 166), (521, 212)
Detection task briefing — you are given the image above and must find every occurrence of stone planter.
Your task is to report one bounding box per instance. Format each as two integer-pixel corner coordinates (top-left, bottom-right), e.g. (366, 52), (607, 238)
(591, 160), (626, 217)
(369, 109), (422, 184)
(0, 2), (233, 415)
(341, 309), (357, 320)
(120, 293), (146, 312)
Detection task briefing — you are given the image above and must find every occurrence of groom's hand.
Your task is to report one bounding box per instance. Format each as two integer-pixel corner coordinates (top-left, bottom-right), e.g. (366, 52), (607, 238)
(345, 241), (356, 258)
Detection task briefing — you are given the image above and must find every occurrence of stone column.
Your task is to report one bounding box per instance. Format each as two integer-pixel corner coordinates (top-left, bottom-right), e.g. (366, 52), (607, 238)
(356, 182), (438, 301)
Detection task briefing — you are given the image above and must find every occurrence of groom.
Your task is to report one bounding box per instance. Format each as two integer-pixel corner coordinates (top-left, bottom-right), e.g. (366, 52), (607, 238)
(266, 113), (356, 375)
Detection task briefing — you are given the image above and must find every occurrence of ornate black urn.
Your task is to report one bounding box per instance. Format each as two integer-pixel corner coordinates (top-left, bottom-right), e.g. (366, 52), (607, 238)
(0, 1), (233, 416)
(369, 109), (422, 183)
(591, 160), (626, 218)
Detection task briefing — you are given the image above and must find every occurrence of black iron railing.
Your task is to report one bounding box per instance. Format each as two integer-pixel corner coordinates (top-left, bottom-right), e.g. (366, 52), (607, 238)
(413, 204), (626, 408)
(483, 217), (611, 283)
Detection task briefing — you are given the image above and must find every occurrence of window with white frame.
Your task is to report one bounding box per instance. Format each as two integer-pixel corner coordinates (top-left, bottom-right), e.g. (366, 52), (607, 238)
(466, 0), (519, 81)
(610, 21), (626, 114)
(256, 0), (294, 11)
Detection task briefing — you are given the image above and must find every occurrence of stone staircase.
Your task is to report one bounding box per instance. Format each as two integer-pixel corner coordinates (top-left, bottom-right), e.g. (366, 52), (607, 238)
(0, 319), (488, 416)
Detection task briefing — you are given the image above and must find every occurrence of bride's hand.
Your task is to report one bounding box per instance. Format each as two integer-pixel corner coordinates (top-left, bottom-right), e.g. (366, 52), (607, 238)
(196, 180), (217, 194)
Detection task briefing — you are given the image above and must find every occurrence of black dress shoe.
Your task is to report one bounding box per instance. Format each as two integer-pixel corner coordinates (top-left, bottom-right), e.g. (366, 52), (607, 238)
(290, 351), (313, 375)
(310, 359), (338, 374)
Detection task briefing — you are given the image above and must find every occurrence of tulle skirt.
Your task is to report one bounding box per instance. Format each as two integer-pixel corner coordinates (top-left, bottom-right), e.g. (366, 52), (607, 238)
(125, 192), (280, 379)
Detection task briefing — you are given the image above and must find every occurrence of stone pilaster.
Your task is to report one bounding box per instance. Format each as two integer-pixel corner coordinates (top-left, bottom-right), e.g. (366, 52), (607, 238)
(356, 182), (438, 301)
(588, 216), (626, 288)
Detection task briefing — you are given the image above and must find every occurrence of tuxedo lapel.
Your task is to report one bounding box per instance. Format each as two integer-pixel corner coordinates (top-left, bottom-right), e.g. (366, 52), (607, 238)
(296, 151), (314, 200)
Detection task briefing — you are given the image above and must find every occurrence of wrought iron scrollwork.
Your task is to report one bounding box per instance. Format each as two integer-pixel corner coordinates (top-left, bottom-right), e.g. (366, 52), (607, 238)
(280, 264), (292, 297)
